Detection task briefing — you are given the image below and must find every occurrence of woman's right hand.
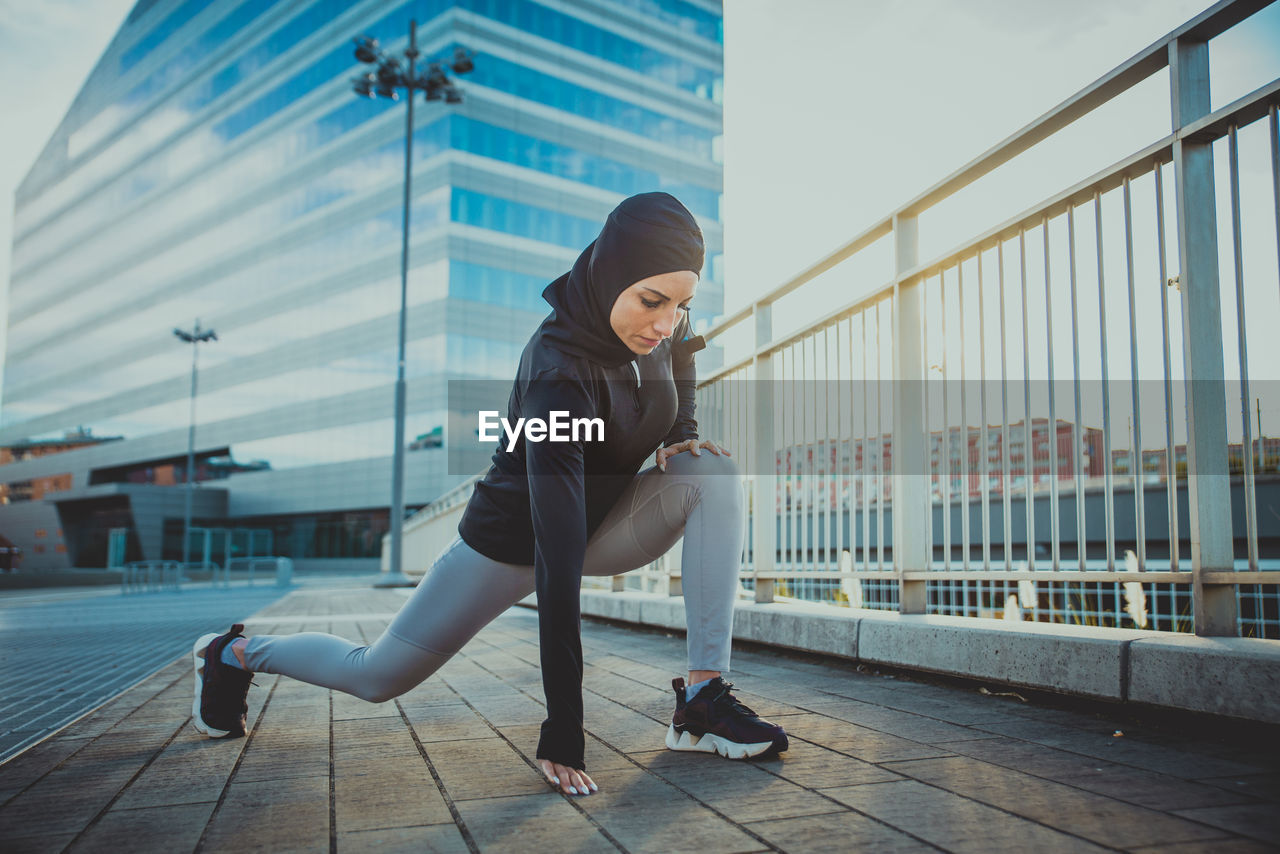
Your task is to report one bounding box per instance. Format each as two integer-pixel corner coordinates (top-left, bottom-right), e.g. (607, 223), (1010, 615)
(538, 758), (597, 796)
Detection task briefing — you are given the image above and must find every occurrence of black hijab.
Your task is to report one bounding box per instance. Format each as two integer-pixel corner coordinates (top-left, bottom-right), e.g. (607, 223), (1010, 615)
(539, 192), (704, 368)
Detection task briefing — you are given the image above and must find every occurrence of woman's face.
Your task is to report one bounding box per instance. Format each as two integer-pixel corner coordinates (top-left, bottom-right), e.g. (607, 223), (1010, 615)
(609, 270), (698, 355)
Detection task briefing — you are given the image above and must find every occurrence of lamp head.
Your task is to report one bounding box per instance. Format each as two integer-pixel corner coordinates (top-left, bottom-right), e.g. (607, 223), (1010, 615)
(450, 47), (474, 74)
(353, 36), (380, 63)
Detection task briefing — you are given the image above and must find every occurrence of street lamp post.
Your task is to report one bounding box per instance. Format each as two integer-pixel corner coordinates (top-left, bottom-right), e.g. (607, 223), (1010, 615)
(350, 22), (473, 587)
(173, 320), (217, 567)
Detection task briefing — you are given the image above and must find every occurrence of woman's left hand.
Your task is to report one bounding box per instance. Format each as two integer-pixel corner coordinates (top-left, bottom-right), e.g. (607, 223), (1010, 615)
(655, 439), (730, 472)
(537, 758), (597, 796)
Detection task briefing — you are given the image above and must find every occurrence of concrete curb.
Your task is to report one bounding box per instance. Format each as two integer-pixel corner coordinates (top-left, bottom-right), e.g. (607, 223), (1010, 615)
(551, 589), (1280, 725)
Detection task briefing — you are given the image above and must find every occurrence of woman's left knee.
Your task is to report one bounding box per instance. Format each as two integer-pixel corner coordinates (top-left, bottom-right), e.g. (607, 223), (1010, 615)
(667, 453), (743, 508)
(666, 449), (742, 482)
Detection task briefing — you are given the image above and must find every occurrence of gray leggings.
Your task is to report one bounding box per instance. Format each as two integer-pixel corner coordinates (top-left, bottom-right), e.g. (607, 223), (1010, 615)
(242, 451), (744, 703)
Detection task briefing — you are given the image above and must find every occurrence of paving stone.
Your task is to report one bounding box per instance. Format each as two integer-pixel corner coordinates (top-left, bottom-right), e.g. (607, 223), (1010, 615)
(582, 692), (671, 755)
(930, 736), (1259, 811)
(0, 771), (129, 839)
(331, 690), (398, 721)
(1171, 803), (1280, 843)
(337, 823), (470, 853)
(801, 698), (1002, 743)
(744, 809), (935, 853)
(423, 737), (548, 800)
(0, 736), (92, 798)
(397, 678), (464, 707)
(0, 831), (78, 853)
(439, 671), (546, 728)
(568, 765), (770, 853)
(1127, 838), (1278, 853)
(820, 779), (1111, 852)
(768, 712), (953, 763)
(1197, 773), (1280, 804)
(113, 738), (247, 809)
(67, 801), (215, 853)
(404, 701), (496, 743)
(453, 792), (616, 852)
(751, 738), (904, 788)
(334, 757), (454, 832)
(971, 717), (1267, 778)
(233, 742), (330, 784)
(631, 749), (841, 823)
(499, 724), (636, 773)
(884, 755), (1226, 848)
(332, 716), (421, 760)
(201, 776), (329, 854)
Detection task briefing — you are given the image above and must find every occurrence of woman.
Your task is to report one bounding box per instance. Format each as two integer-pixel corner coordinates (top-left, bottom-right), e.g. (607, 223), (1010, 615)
(192, 192), (789, 797)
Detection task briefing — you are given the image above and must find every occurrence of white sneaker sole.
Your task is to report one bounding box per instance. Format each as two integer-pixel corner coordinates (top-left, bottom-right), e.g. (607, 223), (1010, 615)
(665, 724), (774, 759)
(192, 632), (230, 738)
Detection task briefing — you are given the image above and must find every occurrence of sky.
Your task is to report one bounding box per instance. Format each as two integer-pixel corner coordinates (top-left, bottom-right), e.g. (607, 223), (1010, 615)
(1, 0), (1278, 437)
(721, 0), (1278, 307)
(0, 0), (137, 387)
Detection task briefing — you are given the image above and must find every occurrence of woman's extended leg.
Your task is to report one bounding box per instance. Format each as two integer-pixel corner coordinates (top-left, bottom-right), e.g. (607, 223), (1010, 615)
(237, 536), (535, 702)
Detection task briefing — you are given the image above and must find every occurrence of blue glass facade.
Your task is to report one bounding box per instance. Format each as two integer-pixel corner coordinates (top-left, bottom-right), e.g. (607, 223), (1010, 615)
(1, 0), (723, 569)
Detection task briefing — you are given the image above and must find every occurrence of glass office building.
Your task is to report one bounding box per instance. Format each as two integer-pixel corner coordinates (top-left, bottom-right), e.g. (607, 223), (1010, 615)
(0, 0), (724, 570)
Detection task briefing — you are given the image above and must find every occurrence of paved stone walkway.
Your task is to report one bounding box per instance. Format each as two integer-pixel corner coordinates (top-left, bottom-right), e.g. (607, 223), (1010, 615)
(0, 586), (1277, 853)
(0, 583), (297, 762)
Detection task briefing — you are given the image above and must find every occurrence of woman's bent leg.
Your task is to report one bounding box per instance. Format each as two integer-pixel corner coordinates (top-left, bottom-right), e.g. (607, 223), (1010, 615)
(581, 452), (744, 674)
(242, 536), (535, 703)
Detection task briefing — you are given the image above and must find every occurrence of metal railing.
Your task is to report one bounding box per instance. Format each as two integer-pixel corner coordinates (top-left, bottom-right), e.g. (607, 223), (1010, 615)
(407, 0), (1278, 638)
(122, 560), (186, 593)
(690, 0), (1280, 637)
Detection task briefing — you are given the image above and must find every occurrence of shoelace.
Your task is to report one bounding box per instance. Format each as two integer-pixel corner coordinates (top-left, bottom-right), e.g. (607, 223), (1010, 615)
(711, 681), (759, 718)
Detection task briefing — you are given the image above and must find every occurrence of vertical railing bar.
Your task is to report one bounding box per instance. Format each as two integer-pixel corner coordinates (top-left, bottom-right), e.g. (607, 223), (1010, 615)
(786, 345), (795, 574)
(999, 241), (1013, 572)
(1273, 105), (1280, 315)
(798, 332), (808, 581)
(1068, 204), (1087, 571)
(1095, 191), (1116, 573)
(822, 327), (831, 583)
(923, 278), (933, 570)
(1229, 124), (1259, 573)
(876, 300), (886, 573)
(1123, 176), (1147, 571)
(941, 271), (952, 574)
(978, 249), (992, 573)
(835, 319), (844, 581)
(790, 343), (797, 580)
(1044, 216), (1062, 573)
(810, 331), (819, 590)
(809, 335), (817, 582)
(862, 311), (871, 573)
(850, 315), (860, 574)
(820, 333), (828, 591)
(743, 366), (750, 567)
(958, 259), (971, 571)
(800, 334), (809, 583)
(1020, 230), (1035, 575)
(851, 316), (859, 578)
(1155, 163), (1179, 572)
(845, 317), (855, 576)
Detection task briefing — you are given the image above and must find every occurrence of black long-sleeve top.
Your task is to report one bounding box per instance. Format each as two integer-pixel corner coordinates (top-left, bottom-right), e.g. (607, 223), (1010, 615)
(457, 315), (697, 769)
(456, 192), (705, 771)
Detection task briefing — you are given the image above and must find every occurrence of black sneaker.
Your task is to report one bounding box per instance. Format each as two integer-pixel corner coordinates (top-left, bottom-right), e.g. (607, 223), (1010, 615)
(191, 623), (253, 738)
(665, 676), (789, 759)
